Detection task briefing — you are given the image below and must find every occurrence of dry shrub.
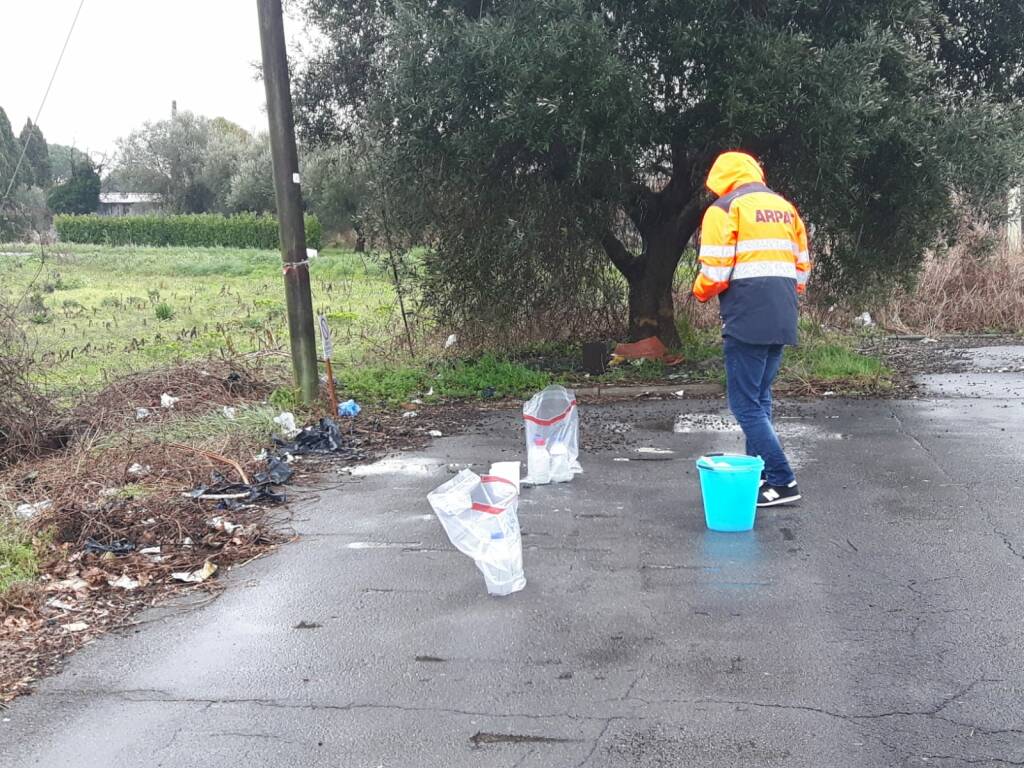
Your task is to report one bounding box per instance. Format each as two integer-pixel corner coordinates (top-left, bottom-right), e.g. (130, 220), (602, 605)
(879, 223), (1024, 334)
(0, 304), (62, 467)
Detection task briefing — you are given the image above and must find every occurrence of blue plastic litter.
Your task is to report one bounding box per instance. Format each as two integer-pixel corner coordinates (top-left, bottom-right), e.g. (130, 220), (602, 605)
(338, 399), (361, 418)
(696, 454), (764, 532)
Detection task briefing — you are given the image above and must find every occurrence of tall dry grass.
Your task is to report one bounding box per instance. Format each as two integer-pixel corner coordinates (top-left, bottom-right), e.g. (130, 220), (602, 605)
(879, 238), (1024, 335)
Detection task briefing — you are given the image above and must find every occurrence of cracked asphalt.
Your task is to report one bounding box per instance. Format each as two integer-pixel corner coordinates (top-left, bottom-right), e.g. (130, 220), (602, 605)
(3, 354), (1024, 767)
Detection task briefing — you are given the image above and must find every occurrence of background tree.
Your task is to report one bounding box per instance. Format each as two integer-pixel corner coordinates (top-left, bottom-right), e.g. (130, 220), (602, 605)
(301, 144), (369, 242)
(225, 140), (276, 214)
(18, 120), (52, 189)
(47, 157), (100, 215)
(48, 144), (90, 183)
(294, 0), (1024, 344)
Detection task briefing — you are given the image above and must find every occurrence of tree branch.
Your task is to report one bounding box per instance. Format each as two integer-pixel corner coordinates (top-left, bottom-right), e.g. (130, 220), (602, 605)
(601, 229), (640, 280)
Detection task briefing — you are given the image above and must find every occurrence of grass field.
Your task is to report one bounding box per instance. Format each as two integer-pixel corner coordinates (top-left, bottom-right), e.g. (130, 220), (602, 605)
(3, 243), (402, 392)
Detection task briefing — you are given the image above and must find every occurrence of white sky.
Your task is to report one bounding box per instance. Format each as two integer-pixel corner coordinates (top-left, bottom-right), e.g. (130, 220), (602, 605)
(1, 0), (303, 158)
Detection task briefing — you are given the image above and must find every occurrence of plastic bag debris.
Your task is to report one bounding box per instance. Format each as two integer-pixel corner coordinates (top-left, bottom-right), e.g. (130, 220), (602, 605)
(444, 333), (458, 349)
(171, 561), (217, 583)
(109, 574), (141, 590)
(338, 399), (361, 418)
(63, 622), (90, 633)
(207, 516), (243, 535)
(610, 337), (684, 366)
(274, 418), (364, 458)
(428, 430), (443, 438)
(127, 463), (150, 478)
(254, 456), (294, 485)
(138, 546), (162, 556)
(84, 538), (134, 556)
(853, 311), (874, 327)
(160, 393), (180, 409)
(522, 385), (581, 485)
(222, 406), (238, 420)
(402, 411), (418, 419)
(186, 471), (287, 505)
(274, 412), (298, 435)
(135, 407), (151, 421)
(15, 499), (52, 521)
(427, 465), (526, 596)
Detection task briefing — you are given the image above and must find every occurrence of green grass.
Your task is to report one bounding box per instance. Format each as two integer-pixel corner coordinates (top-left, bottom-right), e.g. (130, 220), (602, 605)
(2, 243), (397, 393)
(337, 354), (553, 404)
(0, 519), (39, 593)
(782, 341), (890, 384)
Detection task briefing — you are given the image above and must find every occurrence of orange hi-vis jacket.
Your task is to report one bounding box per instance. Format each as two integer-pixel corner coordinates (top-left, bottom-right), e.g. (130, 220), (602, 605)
(692, 152), (811, 346)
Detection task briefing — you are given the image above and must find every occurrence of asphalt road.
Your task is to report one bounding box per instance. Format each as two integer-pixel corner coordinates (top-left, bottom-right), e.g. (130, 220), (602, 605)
(3, 365), (1024, 767)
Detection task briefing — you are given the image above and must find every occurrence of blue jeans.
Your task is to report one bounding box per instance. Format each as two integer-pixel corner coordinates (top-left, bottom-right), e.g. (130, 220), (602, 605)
(723, 336), (795, 487)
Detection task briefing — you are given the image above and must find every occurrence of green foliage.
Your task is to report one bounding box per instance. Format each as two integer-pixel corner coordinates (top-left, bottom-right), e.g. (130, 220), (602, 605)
(18, 119), (51, 188)
(48, 143), (90, 182)
(53, 212), (322, 250)
(0, 520), (38, 594)
(295, 0), (1024, 332)
(338, 355), (551, 403)
(154, 302), (175, 320)
(225, 141), (275, 214)
(783, 343), (890, 384)
(47, 158), (100, 214)
(302, 145), (369, 236)
(269, 386), (302, 412)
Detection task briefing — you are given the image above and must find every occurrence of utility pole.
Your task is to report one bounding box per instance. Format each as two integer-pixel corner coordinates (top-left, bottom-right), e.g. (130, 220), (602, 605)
(257, 0), (319, 404)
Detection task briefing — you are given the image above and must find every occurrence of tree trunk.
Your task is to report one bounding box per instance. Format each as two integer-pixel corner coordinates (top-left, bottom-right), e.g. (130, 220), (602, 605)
(603, 207), (703, 349)
(626, 230), (684, 347)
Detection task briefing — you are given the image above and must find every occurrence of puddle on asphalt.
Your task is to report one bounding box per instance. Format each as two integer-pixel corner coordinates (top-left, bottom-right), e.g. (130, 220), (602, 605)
(349, 457), (447, 477)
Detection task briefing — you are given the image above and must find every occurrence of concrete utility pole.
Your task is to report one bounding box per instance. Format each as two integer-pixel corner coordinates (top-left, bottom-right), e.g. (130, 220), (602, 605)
(257, 0), (319, 404)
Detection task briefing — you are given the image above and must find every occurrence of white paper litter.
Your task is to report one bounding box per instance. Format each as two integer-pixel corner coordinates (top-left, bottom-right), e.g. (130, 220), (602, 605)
(160, 393), (180, 409)
(171, 561), (217, 583)
(109, 574), (140, 591)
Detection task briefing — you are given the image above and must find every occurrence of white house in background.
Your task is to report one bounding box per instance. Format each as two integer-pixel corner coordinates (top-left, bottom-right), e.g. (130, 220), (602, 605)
(97, 192), (163, 216)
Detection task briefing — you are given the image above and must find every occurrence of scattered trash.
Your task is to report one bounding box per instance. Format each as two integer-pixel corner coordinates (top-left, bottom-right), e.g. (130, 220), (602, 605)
(274, 412), (299, 435)
(428, 430), (443, 438)
(49, 577), (89, 592)
(108, 574), (140, 591)
(523, 386), (581, 484)
(403, 411), (418, 419)
(274, 418), (363, 458)
(135, 407), (151, 421)
(171, 561), (218, 584)
(294, 620), (322, 629)
(823, 390), (836, 397)
(674, 390), (686, 398)
(207, 516), (243, 535)
(138, 546), (162, 556)
(444, 333), (458, 349)
(634, 447), (676, 461)
(255, 456), (294, 485)
(46, 598), (75, 611)
(853, 311), (874, 327)
(610, 337), (684, 366)
(426, 387), (434, 397)
(160, 393), (180, 409)
(63, 622), (90, 633)
(222, 406), (238, 420)
(613, 457), (631, 462)
(127, 463), (150, 478)
(410, 398), (424, 405)
(84, 538), (134, 556)
(14, 499), (52, 521)
(922, 337), (939, 344)
(427, 465), (526, 596)
(186, 472), (286, 505)
(337, 399), (361, 418)
(481, 386), (496, 399)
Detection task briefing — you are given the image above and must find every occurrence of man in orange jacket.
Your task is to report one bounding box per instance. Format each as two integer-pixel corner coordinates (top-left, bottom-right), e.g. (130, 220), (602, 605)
(693, 151), (810, 507)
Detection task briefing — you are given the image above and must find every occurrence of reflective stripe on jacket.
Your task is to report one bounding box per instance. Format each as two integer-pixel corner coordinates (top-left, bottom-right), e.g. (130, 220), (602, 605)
(692, 151), (811, 346)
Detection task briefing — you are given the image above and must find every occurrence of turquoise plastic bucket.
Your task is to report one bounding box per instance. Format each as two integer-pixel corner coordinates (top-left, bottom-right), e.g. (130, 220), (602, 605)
(696, 454), (765, 532)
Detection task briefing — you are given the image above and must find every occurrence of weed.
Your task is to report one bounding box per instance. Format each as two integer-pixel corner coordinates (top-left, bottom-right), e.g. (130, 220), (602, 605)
(434, 355), (551, 398)
(154, 302), (176, 321)
(783, 341), (890, 383)
(269, 387), (302, 412)
(0, 519), (38, 594)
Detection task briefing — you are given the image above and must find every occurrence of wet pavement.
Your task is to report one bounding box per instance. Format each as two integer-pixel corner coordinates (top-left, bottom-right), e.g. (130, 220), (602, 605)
(4, 360), (1024, 767)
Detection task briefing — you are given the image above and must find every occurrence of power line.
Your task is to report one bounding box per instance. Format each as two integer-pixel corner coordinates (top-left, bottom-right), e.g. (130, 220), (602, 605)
(2, 0), (87, 202)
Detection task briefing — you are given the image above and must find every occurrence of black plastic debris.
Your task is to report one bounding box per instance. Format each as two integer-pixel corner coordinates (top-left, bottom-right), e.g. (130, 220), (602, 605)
(187, 471), (287, 505)
(84, 538), (135, 556)
(481, 386), (496, 399)
(254, 456), (294, 485)
(274, 417), (364, 459)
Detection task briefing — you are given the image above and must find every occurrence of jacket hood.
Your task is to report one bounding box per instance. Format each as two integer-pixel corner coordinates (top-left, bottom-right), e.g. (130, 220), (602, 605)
(705, 151), (765, 197)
